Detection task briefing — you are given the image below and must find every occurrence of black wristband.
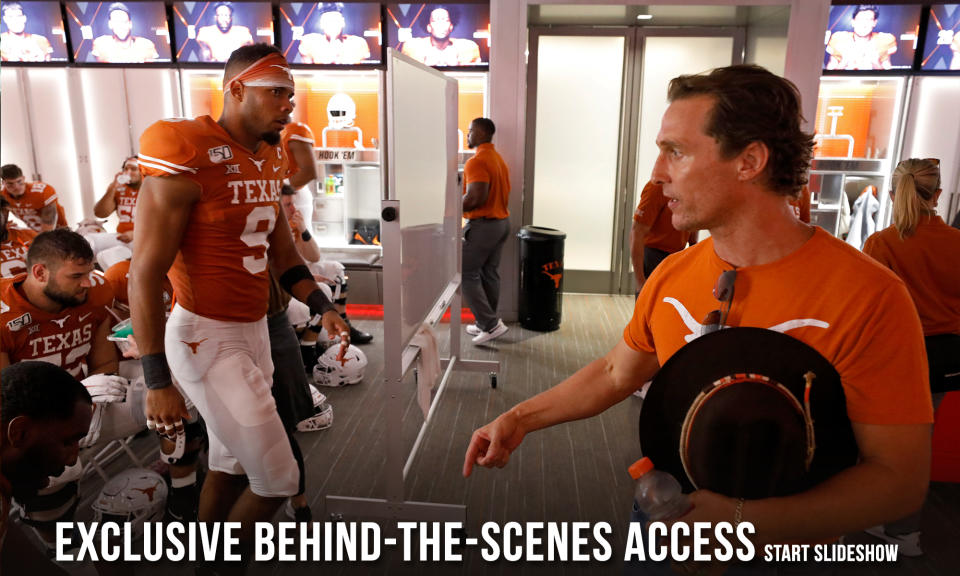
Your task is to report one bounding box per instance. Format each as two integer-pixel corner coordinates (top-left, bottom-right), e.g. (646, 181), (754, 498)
(142, 353), (173, 390)
(279, 264), (313, 294)
(307, 288), (337, 317)
(301, 229), (312, 242)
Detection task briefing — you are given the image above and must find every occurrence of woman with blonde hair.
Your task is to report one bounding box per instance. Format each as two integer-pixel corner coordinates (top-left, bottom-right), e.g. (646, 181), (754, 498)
(862, 157), (960, 554)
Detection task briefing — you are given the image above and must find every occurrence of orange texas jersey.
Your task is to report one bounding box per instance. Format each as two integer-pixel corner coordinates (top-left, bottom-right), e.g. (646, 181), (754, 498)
(0, 32), (53, 62)
(138, 116), (291, 322)
(281, 122), (315, 176)
(1, 226), (37, 279)
(2, 181), (59, 233)
(298, 33), (370, 64)
(103, 259), (173, 309)
(400, 37), (480, 66)
(1, 271), (115, 378)
(826, 31), (897, 70)
(195, 25), (254, 63)
(111, 181), (140, 234)
(91, 35), (159, 63)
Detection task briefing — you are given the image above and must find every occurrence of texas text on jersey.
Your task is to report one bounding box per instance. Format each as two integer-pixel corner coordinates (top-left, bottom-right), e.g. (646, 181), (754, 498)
(138, 116), (291, 322)
(1, 270), (115, 377)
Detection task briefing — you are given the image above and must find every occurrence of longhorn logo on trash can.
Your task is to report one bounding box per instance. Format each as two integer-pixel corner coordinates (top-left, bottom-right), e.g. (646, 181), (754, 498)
(541, 261), (563, 289)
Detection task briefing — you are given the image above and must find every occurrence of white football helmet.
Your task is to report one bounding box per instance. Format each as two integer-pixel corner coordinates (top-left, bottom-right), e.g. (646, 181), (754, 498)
(313, 344), (366, 387)
(92, 469), (167, 539)
(296, 384), (334, 432)
(327, 92), (357, 129)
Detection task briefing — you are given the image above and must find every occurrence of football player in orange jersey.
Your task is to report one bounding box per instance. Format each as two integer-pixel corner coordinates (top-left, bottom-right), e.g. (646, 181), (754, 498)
(195, 2), (254, 63)
(90, 2), (160, 63)
(1, 164), (64, 233)
(0, 2), (54, 62)
(400, 5), (480, 67)
(86, 156), (141, 258)
(131, 44), (348, 559)
(826, 4), (898, 70)
(1, 362), (92, 575)
(1, 194), (37, 279)
(297, 3), (371, 65)
(0, 230), (129, 550)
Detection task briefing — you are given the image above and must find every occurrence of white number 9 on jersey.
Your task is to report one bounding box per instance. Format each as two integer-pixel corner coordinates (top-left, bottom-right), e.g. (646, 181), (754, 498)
(240, 206), (277, 275)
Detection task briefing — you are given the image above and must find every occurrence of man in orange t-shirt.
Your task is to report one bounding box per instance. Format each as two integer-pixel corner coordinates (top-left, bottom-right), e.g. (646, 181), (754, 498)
(464, 66), (932, 554)
(630, 180), (696, 291)
(1, 164), (66, 232)
(462, 117), (511, 344)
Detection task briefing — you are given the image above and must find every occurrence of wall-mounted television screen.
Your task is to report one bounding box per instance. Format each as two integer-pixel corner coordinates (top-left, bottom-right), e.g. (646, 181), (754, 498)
(1, 1), (69, 62)
(920, 4), (960, 70)
(386, 3), (489, 67)
(65, 1), (172, 63)
(172, 2), (274, 63)
(823, 4), (922, 70)
(279, 2), (381, 65)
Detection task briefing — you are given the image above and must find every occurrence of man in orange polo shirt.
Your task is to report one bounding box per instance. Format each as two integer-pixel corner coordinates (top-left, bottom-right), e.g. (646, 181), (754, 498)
(462, 117), (510, 344)
(630, 180), (696, 292)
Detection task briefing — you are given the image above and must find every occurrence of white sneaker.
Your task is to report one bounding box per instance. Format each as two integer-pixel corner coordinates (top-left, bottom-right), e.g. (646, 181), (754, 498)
(864, 526), (923, 557)
(472, 320), (509, 344)
(465, 324), (481, 336)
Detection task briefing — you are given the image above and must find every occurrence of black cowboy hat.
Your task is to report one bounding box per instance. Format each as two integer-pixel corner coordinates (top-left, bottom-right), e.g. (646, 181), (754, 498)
(638, 327), (858, 499)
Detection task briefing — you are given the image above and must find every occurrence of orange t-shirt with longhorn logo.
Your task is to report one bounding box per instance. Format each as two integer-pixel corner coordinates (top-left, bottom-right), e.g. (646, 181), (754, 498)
(624, 227), (932, 425)
(633, 181), (691, 253)
(1, 271), (115, 378)
(281, 122), (315, 176)
(0, 226), (37, 279)
(463, 143), (510, 221)
(110, 181), (140, 234)
(863, 216), (960, 336)
(138, 116), (290, 322)
(2, 181), (62, 232)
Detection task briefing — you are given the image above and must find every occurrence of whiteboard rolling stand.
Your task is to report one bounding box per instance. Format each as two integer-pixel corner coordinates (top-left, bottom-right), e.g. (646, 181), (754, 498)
(325, 51), (499, 524)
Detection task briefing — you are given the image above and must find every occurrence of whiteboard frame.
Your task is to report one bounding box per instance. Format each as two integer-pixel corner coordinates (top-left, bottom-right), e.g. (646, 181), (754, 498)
(325, 50), (499, 524)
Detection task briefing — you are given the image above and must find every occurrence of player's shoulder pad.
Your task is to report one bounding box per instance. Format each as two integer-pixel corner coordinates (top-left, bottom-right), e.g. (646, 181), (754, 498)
(138, 118), (207, 177)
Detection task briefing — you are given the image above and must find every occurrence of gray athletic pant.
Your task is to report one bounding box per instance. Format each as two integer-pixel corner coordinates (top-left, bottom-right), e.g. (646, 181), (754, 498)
(462, 218), (510, 333)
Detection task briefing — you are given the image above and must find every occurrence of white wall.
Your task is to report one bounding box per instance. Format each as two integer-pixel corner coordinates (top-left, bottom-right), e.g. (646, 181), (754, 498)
(1, 67), (183, 226)
(0, 69), (35, 177)
(901, 77), (960, 220)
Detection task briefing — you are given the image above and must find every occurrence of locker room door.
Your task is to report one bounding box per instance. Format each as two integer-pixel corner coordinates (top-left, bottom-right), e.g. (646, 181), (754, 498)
(525, 27), (742, 294)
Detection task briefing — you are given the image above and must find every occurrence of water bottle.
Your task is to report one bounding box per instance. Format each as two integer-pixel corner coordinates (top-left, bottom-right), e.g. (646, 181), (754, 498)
(629, 457), (691, 521)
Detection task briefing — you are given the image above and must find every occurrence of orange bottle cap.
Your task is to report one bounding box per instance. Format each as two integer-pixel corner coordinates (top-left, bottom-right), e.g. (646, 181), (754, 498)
(629, 457), (654, 479)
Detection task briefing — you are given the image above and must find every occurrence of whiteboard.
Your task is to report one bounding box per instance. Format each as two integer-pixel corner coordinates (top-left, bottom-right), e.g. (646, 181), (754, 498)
(386, 49), (460, 350)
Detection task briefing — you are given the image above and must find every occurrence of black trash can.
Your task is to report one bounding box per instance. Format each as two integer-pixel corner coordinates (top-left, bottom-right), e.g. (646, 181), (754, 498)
(518, 225), (566, 331)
